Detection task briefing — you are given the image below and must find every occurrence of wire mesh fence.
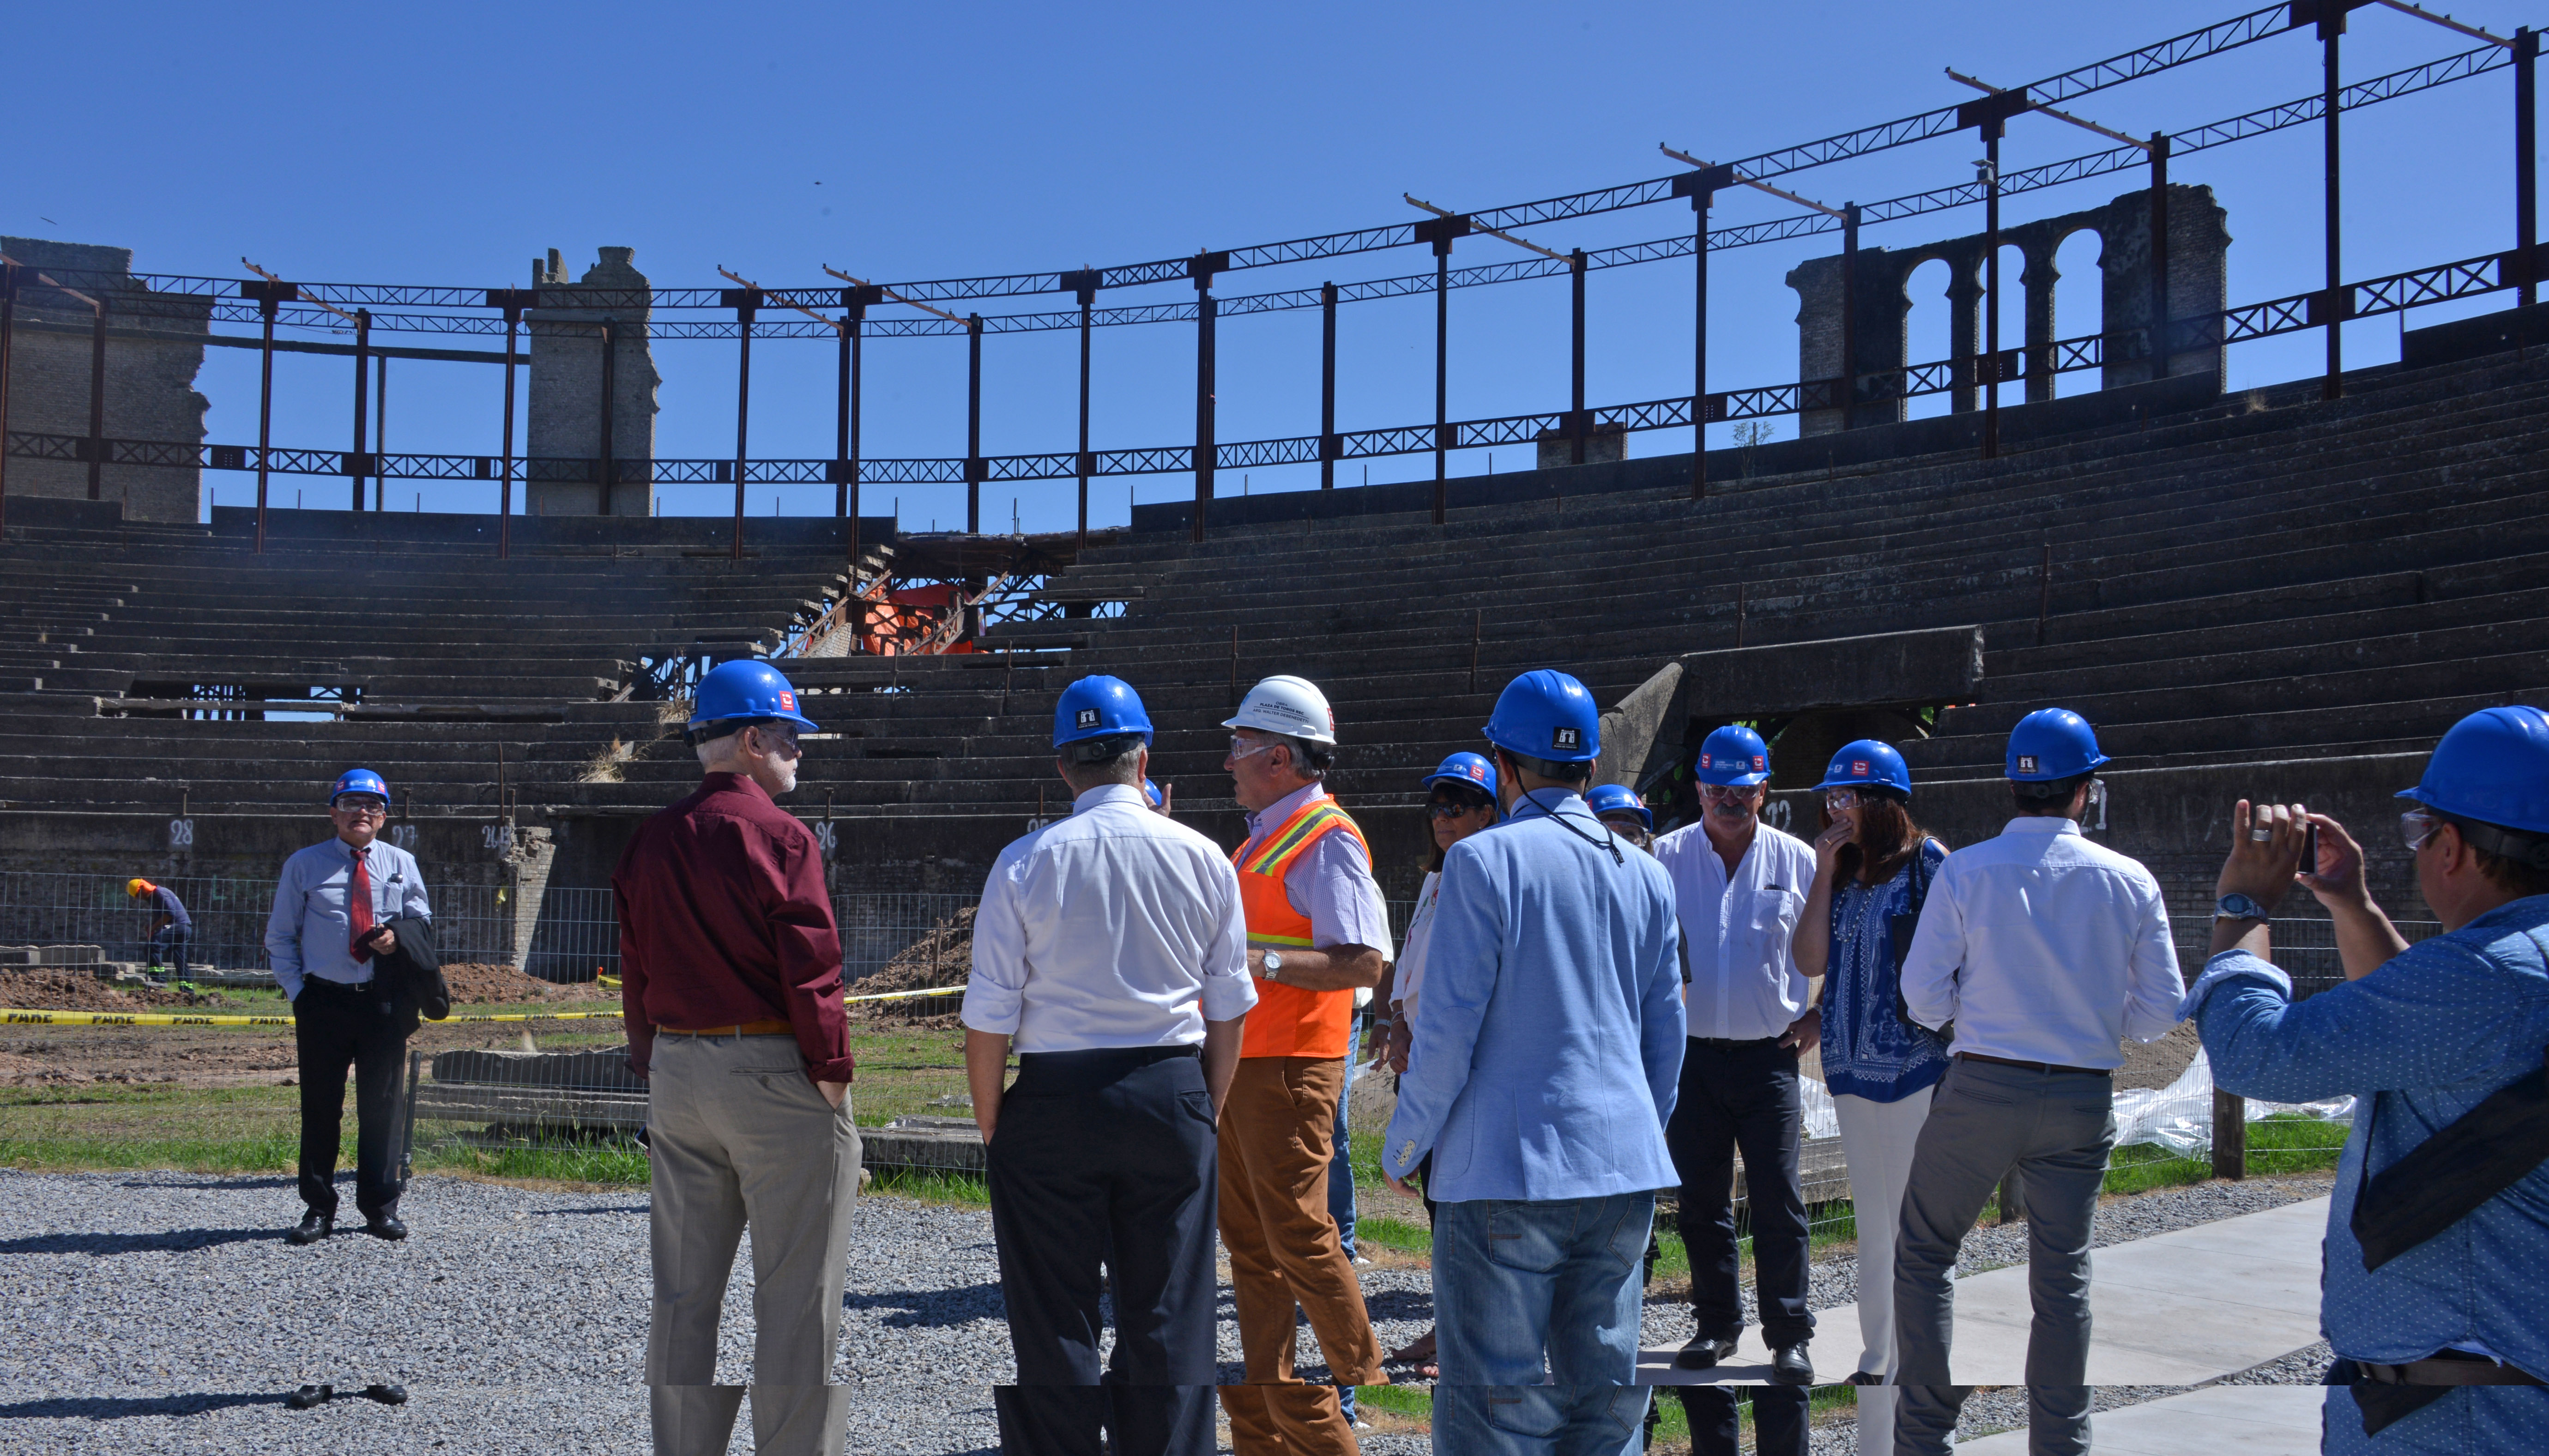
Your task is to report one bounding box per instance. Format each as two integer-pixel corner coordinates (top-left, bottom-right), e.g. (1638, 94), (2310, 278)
(3, 868), (2391, 1208)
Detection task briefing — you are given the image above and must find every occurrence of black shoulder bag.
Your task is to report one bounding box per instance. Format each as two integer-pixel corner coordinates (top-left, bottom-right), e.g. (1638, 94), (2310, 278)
(2350, 1045), (2549, 1272)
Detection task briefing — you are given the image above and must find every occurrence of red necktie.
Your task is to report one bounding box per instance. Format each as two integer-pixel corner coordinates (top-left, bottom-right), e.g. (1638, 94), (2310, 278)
(348, 848), (376, 963)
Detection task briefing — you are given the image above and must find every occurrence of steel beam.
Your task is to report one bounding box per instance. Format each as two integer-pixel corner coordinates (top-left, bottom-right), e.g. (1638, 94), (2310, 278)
(1570, 249), (1588, 465)
(1320, 282), (1337, 489)
(1841, 205), (1860, 429)
(350, 309), (371, 511)
(727, 287), (761, 559)
(2521, 28), (2539, 305)
(0, 262), (15, 537)
(2151, 134), (2173, 377)
(85, 293), (106, 501)
(598, 317), (617, 510)
(966, 312), (984, 535)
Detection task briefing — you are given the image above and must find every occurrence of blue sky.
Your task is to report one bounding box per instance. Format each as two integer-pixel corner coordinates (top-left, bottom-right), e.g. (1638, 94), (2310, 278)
(11, 1), (2539, 531)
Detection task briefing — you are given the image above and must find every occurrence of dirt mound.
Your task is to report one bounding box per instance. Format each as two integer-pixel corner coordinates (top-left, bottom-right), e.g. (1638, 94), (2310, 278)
(441, 963), (616, 1006)
(849, 908), (973, 1025)
(0, 969), (229, 1012)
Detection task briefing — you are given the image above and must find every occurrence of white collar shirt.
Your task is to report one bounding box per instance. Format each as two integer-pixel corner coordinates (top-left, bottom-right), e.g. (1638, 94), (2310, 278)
(962, 783), (1257, 1053)
(263, 836), (431, 1001)
(1651, 819), (1817, 1040)
(1898, 817), (2185, 1068)
(1241, 779), (1393, 956)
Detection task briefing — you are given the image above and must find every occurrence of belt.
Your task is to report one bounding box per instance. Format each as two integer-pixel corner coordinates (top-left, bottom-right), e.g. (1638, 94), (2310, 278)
(1958, 1051), (2112, 1077)
(658, 1019), (792, 1038)
(1689, 1035), (1782, 1048)
(2348, 1355), (2546, 1387)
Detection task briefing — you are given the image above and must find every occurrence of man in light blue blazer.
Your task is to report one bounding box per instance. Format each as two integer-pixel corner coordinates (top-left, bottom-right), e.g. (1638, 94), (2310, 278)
(1383, 670), (1685, 1455)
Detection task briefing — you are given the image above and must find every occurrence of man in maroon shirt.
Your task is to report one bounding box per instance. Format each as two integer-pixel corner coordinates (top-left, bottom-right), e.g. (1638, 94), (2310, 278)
(615, 660), (857, 1456)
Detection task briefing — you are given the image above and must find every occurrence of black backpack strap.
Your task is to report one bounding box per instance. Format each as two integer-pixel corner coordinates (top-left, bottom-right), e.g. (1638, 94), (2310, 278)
(2351, 1045), (2549, 1271)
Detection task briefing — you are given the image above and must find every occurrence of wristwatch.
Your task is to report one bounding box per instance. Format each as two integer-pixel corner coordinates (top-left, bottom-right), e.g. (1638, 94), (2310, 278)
(2215, 892), (2271, 923)
(1259, 949), (1283, 982)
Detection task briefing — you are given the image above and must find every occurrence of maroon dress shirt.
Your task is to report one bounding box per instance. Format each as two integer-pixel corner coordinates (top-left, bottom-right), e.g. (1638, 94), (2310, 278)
(614, 772), (855, 1084)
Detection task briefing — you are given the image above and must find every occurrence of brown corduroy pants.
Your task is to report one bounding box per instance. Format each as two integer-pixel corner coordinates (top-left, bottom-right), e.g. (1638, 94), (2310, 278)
(1216, 1055), (1382, 1456)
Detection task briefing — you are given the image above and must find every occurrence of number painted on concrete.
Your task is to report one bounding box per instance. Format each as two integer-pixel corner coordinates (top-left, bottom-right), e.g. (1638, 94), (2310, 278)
(168, 818), (194, 848)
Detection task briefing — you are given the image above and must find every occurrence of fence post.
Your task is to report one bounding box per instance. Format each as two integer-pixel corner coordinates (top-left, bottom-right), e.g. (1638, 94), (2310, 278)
(2213, 1088), (2247, 1180)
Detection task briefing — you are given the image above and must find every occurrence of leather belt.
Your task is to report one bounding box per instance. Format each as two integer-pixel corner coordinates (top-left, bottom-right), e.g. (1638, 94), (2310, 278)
(1958, 1051), (2111, 1077)
(658, 1019), (792, 1038)
(1689, 1035), (1782, 1048)
(2349, 1356), (2546, 1387)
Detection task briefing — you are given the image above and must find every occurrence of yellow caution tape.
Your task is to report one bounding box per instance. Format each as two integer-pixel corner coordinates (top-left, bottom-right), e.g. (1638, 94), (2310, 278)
(0, 984), (964, 1030)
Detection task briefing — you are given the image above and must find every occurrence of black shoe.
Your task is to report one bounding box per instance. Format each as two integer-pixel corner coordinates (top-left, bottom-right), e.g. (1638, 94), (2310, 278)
(361, 1384), (408, 1406)
(363, 1214), (407, 1241)
(1674, 1332), (1740, 1370)
(1770, 1343), (1815, 1384)
(287, 1384), (332, 1410)
(286, 1211), (332, 1245)
(1846, 1369), (1885, 1386)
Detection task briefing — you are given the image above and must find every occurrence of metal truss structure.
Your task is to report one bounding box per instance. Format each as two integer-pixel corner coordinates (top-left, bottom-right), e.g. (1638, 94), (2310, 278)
(0, 2), (2539, 557)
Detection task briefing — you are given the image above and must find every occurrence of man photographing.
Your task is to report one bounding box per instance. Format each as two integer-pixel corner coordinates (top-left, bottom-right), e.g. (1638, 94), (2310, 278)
(2184, 705), (2549, 1453)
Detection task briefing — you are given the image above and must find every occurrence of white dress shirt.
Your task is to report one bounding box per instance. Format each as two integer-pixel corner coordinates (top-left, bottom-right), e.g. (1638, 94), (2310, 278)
(1391, 870), (1444, 1021)
(1899, 816), (2184, 1068)
(963, 782), (1257, 1053)
(1651, 819), (1817, 1040)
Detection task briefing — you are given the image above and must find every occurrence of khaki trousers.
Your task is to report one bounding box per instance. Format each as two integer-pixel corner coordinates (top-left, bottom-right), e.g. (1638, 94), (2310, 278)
(1217, 1055), (1381, 1456)
(646, 1031), (862, 1456)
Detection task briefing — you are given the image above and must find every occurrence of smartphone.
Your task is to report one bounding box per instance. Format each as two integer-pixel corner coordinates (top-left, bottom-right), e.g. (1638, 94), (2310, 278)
(2303, 822), (2320, 876)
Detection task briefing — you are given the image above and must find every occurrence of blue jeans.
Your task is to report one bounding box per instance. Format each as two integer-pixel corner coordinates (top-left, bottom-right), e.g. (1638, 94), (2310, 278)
(1434, 1190), (1654, 1393)
(1433, 1384), (1650, 1456)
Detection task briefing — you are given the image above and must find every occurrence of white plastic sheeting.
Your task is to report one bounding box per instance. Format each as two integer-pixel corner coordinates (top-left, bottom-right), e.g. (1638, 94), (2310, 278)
(1797, 1048), (2354, 1158)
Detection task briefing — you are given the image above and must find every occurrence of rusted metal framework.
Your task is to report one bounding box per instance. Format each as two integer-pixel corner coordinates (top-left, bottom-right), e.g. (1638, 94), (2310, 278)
(0, 4), (2538, 550)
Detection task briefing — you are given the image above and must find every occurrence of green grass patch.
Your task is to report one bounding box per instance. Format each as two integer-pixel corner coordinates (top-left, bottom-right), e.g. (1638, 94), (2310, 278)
(1356, 1214), (1433, 1256)
(1353, 1384), (1433, 1424)
(866, 1166), (990, 1206)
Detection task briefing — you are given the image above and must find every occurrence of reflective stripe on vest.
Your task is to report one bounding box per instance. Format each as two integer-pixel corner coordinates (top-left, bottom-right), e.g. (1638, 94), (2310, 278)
(1232, 797), (1368, 1060)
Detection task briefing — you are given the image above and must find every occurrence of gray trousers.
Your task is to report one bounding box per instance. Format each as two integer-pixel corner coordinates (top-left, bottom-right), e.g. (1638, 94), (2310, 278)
(646, 1031), (862, 1456)
(1890, 1058), (2115, 1456)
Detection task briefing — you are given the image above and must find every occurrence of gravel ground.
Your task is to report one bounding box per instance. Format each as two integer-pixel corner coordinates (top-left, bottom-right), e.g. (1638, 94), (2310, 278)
(0, 1167), (2334, 1453)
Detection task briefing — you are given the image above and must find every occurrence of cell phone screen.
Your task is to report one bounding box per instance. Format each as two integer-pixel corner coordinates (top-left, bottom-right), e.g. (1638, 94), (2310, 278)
(2304, 822), (2320, 875)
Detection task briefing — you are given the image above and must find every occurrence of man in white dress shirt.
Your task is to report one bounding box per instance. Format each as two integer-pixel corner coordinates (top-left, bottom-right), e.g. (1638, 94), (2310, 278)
(1890, 709), (2185, 1456)
(1649, 724), (1821, 1451)
(964, 676), (1256, 1456)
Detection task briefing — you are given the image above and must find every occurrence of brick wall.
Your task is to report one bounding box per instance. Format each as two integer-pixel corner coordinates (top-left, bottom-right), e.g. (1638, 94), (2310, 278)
(2, 236), (208, 523)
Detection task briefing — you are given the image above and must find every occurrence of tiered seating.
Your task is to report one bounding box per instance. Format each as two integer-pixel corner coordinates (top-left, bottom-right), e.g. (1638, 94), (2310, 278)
(0, 510), (860, 819)
(770, 343), (2549, 850)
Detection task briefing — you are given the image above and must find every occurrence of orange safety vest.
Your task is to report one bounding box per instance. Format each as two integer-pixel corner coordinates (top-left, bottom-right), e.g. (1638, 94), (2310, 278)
(1232, 793), (1369, 1060)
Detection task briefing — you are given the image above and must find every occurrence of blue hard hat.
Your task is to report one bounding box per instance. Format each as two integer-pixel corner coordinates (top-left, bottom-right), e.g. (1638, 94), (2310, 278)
(329, 767), (391, 806)
(2006, 708), (2108, 781)
(1482, 670), (1601, 763)
(1817, 739), (1913, 796)
(688, 659), (820, 740)
(1424, 751), (1499, 798)
(1585, 783), (1654, 829)
(2397, 705), (2549, 835)
(1053, 675), (1153, 748)
(1143, 778), (1163, 808)
(1696, 725), (1772, 786)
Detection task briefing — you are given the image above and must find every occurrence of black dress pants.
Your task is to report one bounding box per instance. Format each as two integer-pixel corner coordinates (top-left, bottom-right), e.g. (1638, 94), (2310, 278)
(985, 1045), (1219, 1456)
(1675, 1385), (1810, 1456)
(292, 977), (410, 1219)
(1665, 1036), (1814, 1348)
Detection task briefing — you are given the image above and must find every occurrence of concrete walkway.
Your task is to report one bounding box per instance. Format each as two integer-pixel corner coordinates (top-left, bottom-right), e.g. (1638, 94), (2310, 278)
(1954, 1387), (2325, 1454)
(1636, 1196), (2330, 1385)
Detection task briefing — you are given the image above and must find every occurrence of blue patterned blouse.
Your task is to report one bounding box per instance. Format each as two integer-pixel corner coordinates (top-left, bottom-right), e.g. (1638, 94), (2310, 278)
(1818, 839), (1952, 1104)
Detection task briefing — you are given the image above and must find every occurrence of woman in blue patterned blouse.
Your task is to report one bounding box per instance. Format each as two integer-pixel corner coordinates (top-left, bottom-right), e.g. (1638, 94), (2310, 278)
(1794, 740), (1951, 1448)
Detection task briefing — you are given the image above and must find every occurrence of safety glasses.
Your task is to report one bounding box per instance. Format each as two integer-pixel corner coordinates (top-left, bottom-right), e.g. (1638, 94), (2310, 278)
(1227, 736), (1280, 761)
(1822, 788), (1863, 811)
(750, 724), (802, 757)
(331, 797), (387, 817)
(1697, 783), (1758, 803)
(2401, 809), (2444, 853)
(1428, 798), (1493, 820)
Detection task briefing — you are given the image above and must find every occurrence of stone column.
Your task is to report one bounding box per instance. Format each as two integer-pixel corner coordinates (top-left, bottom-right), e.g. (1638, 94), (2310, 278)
(527, 248), (660, 516)
(1945, 249), (1984, 414)
(2021, 240), (2061, 404)
(0, 236), (208, 522)
(2099, 183), (2232, 389)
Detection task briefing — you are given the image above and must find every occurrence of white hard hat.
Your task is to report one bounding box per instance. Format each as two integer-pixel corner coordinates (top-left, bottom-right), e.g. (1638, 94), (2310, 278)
(1224, 674), (1337, 745)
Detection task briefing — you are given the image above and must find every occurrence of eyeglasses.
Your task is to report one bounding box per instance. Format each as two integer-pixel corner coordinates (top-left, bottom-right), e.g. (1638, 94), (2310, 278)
(2401, 809), (2444, 853)
(1227, 736), (1280, 761)
(1428, 799), (1492, 820)
(750, 724), (802, 757)
(1697, 783), (1759, 802)
(1822, 789), (1864, 811)
(332, 798), (387, 816)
